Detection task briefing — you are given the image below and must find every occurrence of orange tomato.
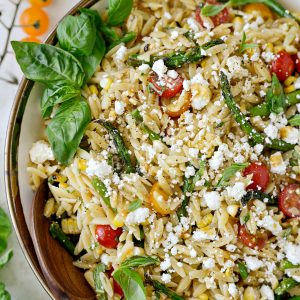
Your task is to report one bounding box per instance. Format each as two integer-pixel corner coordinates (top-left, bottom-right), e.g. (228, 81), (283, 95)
(20, 6), (49, 36)
(149, 182), (172, 215)
(29, 0), (52, 6)
(21, 36), (41, 43)
(164, 91), (191, 118)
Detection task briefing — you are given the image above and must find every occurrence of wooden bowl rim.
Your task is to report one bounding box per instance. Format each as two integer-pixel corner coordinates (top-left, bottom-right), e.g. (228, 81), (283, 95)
(4, 0), (99, 299)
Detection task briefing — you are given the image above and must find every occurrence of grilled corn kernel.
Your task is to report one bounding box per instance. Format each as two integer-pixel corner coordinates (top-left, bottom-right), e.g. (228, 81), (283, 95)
(270, 152), (285, 171)
(198, 213), (213, 228)
(243, 3), (273, 19)
(225, 268), (232, 277)
(100, 77), (112, 90)
(78, 159), (87, 171)
(183, 23), (190, 30)
(284, 76), (297, 87)
(265, 43), (274, 53)
(89, 85), (99, 96)
(61, 218), (80, 235)
(233, 16), (244, 32)
(44, 198), (56, 218)
(59, 182), (68, 189)
(280, 126), (297, 141)
(243, 287), (260, 300)
(274, 45), (284, 53)
(113, 214), (124, 228)
(284, 85), (296, 94)
(198, 294), (209, 300)
(227, 205), (240, 218)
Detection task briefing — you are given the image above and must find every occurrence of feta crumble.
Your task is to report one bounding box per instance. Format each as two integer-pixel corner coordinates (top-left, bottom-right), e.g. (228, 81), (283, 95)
(126, 207), (150, 225)
(152, 59), (167, 78)
(244, 256), (264, 271)
(260, 285), (274, 300)
(86, 159), (113, 179)
(138, 64), (150, 72)
(227, 182), (247, 201)
(115, 45), (127, 62)
(257, 216), (282, 236)
(115, 101), (125, 115)
(284, 242), (300, 265)
(29, 140), (55, 164)
(203, 191), (221, 210)
(202, 257), (215, 269)
(161, 273), (171, 284)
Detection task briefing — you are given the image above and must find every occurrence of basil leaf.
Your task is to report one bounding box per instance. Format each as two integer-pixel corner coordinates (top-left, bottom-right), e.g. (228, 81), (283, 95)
(46, 99), (91, 165)
(201, 3), (228, 17)
(57, 13), (96, 57)
(107, 32), (136, 51)
(107, 0), (134, 26)
(267, 74), (286, 114)
(216, 163), (249, 188)
(41, 86), (81, 118)
(79, 33), (106, 81)
(239, 32), (257, 53)
(288, 114), (300, 126)
(0, 250), (13, 269)
(120, 256), (158, 269)
(0, 282), (11, 300)
(113, 268), (146, 300)
(0, 208), (11, 254)
(128, 200), (142, 212)
(93, 264), (108, 300)
(11, 42), (85, 88)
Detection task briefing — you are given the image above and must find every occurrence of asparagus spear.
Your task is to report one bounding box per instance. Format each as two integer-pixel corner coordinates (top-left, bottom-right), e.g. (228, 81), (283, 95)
(49, 222), (76, 256)
(250, 90), (300, 117)
(128, 39), (224, 68)
(97, 120), (135, 173)
(240, 190), (277, 207)
(93, 263), (108, 300)
(275, 278), (299, 295)
(131, 110), (161, 142)
(237, 262), (249, 280)
(220, 72), (294, 152)
(91, 177), (112, 208)
(280, 259), (300, 271)
(231, 0), (300, 24)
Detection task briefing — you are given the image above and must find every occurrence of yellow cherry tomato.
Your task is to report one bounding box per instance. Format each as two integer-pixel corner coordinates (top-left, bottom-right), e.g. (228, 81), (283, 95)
(243, 3), (273, 19)
(20, 6), (49, 36)
(29, 0), (53, 6)
(21, 36), (41, 43)
(149, 182), (172, 215)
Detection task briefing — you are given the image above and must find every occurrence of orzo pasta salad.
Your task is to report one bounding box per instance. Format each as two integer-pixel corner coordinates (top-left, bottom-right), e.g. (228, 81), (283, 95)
(13, 0), (300, 299)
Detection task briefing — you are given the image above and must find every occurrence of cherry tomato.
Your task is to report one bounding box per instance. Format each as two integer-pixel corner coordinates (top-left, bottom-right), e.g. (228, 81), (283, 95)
(271, 51), (295, 82)
(292, 53), (300, 73)
(21, 36), (41, 43)
(243, 162), (270, 192)
(29, 0), (52, 6)
(148, 73), (184, 99)
(163, 91), (191, 118)
(196, 0), (229, 28)
(279, 184), (300, 218)
(107, 269), (124, 297)
(20, 6), (49, 36)
(95, 225), (122, 249)
(149, 182), (172, 215)
(238, 224), (268, 250)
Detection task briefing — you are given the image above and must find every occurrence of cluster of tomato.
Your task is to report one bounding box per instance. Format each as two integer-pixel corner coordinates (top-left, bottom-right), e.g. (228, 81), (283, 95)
(19, 0), (52, 43)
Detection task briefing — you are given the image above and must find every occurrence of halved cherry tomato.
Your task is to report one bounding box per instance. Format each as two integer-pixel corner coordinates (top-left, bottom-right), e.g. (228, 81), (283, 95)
(148, 73), (183, 99)
(20, 6), (49, 36)
(29, 0), (52, 6)
(21, 36), (41, 43)
(292, 53), (300, 73)
(196, 0), (229, 28)
(238, 224), (268, 250)
(271, 51), (295, 82)
(149, 182), (172, 215)
(163, 91), (191, 118)
(95, 225), (122, 249)
(107, 269), (124, 297)
(279, 184), (300, 218)
(243, 162), (270, 192)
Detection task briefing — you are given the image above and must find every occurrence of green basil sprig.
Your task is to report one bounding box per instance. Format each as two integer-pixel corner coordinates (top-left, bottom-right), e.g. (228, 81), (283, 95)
(93, 264), (108, 300)
(215, 163), (249, 188)
(113, 268), (146, 300)
(0, 282), (11, 300)
(266, 74), (286, 114)
(201, 3), (229, 17)
(120, 256), (159, 269)
(107, 0), (134, 26)
(288, 115), (300, 126)
(239, 32), (257, 53)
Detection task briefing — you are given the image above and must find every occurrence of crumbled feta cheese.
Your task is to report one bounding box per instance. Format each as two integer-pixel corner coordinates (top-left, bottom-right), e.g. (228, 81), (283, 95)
(86, 159), (113, 179)
(270, 152), (286, 175)
(170, 30), (179, 40)
(161, 273), (171, 284)
(204, 277), (216, 289)
(126, 207), (149, 225)
(115, 45), (127, 61)
(284, 242), (300, 265)
(226, 244), (237, 252)
(227, 182), (247, 201)
(254, 144), (264, 155)
(101, 253), (111, 266)
(260, 90), (267, 97)
(164, 12), (172, 20)
(226, 56), (249, 78)
(244, 256), (264, 271)
(193, 229), (217, 241)
(295, 77), (300, 90)
(257, 216), (282, 236)
(183, 80), (191, 91)
(189, 148), (199, 158)
(203, 191), (221, 210)
(152, 59), (167, 78)
(187, 17), (199, 32)
(29, 140), (55, 164)
(209, 150), (224, 170)
(160, 255), (171, 271)
(264, 124), (278, 139)
(115, 101), (125, 115)
(280, 126), (299, 145)
(260, 285), (274, 300)
(167, 70), (178, 79)
(185, 166), (196, 178)
(228, 283), (238, 298)
(262, 51), (275, 63)
(285, 269), (300, 283)
(138, 64), (150, 73)
(202, 257), (215, 269)
(190, 248), (197, 258)
(191, 73), (209, 86)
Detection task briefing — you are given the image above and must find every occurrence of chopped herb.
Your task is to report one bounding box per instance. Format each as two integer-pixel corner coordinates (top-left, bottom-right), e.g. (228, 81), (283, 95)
(280, 260), (300, 271)
(282, 227), (292, 239)
(239, 32), (257, 53)
(120, 256), (159, 269)
(266, 74), (286, 114)
(241, 190), (277, 207)
(92, 177), (112, 209)
(288, 114), (300, 126)
(128, 199), (143, 212)
(275, 278), (298, 295)
(240, 213), (250, 225)
(237, 262), (249, 280)
(201, 3), (229, 17)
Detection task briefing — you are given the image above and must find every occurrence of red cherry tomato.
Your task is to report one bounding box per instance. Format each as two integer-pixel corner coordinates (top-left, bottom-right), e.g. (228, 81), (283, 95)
(271, 51), (295, 82)
(243, 162), (270, 192)
(95, 225), (122, 249)
(148, 73), (184, 99)
(107, 269), (124, 297)
(292, 53), (300, 73)
(279, 184), (300, 218)
(238, 224), (268, 250)
(196, 0), (229, 28)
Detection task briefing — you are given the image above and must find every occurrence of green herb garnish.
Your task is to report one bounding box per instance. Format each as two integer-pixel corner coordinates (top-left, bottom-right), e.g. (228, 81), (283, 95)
(239, 32), (257, 53)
